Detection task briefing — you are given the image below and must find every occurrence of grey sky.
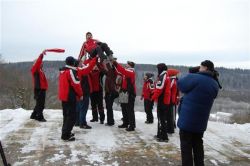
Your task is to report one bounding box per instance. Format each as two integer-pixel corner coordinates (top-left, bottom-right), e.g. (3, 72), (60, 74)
(1, 0), (250, 68)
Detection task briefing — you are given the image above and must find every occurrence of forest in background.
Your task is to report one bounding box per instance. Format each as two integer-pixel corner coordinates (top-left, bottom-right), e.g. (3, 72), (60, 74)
(1, 56), (249, 123)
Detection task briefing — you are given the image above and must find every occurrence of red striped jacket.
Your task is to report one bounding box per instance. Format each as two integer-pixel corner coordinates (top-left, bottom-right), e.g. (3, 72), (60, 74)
(58, 66), (83, 102)
(115, 63), (136, 95)
(151, 70), (171, 105)
(77, 57), (97, 95)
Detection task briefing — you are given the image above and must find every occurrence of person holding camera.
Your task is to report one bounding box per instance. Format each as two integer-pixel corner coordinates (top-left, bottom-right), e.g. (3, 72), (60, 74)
(177, 60), (221, 166)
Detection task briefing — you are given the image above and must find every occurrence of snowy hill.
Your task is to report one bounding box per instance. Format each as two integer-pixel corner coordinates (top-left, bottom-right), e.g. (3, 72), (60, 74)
(0, 109), (250, 166)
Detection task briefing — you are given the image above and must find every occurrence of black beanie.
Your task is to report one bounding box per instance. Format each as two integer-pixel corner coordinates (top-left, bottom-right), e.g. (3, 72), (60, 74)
(127, 61), (135, 68)
(201, 60), (214, 71)
(65, 56), (76, 66)
(145, 72), (154, 78)
(157, 63), (168, 75)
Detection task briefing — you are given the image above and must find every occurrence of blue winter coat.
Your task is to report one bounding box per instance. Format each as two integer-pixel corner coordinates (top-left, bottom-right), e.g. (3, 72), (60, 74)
(177, 72), (219, 133)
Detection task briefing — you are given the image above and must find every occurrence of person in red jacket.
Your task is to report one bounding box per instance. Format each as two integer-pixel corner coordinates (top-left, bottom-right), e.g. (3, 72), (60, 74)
(58, 56), (83, 141)
(151, 63), (171, 142)
(167, 69), (180, 133)
(89, 66), (105, 124)
(30, 50), (48, 122)
(113, 60), (136, 131)
(76, 57), (98, 129)
(141, 73), (155, 124)
(78, 32), (113, 61)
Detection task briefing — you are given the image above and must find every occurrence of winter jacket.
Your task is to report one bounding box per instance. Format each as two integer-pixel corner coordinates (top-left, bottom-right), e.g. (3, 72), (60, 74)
(77, 57), (97, 96)
(167, 69), (180, 105)
(170, 76), (179, 105)
(89, 69), (102, 92)
(104, 63), (118, 94)
(31, 54), (48, 90)
(79, 39), (100, 58)
(177, 72), (219, 133)
(115, 63), (136, 96)
(151, 70), (171, 105)
(141, 78), (154, 100)
(58, 66), (83, 102)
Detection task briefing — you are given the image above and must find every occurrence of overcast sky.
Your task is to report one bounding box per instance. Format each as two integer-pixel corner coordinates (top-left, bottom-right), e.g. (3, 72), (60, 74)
(1, 0), (250, 68)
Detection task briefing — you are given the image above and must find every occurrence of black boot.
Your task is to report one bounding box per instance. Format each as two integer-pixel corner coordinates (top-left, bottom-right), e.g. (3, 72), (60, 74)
(80, 124), (92, 129)
(30, 112), (37, 120)
(118, 124), (128, 128)
(90, 119), (98, 122)
(62, 136), (75, 142)
(126, 126), (135, 131)
(36, 115), (47, 122)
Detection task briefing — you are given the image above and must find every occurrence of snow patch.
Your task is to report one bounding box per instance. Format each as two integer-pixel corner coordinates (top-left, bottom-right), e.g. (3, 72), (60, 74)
(0, 108), (30, 140)
(1, 109), (250, 165)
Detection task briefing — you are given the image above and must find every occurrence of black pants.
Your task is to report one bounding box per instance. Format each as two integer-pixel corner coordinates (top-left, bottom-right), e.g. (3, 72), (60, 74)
(89, 42), (113, 59)
(144, 99), (154, 122)
(121, 95), (136, 128)
(61, 101), (76, 139)
(90, 91), (105, 122)
(180, 130), (204, 166)
(105, 92), (118, 125)
(157, 103), (168, 140)
(32, 89), (46, 118)
(166, 104), (175, 133)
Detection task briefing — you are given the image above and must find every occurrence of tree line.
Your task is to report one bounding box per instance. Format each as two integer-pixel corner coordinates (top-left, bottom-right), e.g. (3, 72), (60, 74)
(0, 59), (250, 110)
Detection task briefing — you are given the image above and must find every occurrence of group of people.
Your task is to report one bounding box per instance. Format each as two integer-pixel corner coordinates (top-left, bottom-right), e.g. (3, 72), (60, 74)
(30, 32), (221, 166)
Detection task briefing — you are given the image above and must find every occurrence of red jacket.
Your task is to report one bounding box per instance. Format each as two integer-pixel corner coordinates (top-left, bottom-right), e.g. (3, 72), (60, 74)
(31, 54), (48, 90)
(77, 57), (97, 95)
(151, 71), (171, 105)
(168, 69), (180, 105)
(58, 66), (83, 102)
(79, 39), (99, 59)
(170, 76), (180, 105)
(141, 78), (154, 100)
(115, 63), (136, 95)
(90, 69), (102, 92)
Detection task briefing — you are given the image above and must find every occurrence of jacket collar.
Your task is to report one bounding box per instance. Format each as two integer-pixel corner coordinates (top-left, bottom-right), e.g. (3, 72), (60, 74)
(65, 65), (77, 70)
(198, 71), (214, 77)
(126, 67), (134, 71)
(159, 70), (167, 76)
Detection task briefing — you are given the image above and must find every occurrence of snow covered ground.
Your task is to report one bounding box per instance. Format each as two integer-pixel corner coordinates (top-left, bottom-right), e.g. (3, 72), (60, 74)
(0, 108), (250, 166)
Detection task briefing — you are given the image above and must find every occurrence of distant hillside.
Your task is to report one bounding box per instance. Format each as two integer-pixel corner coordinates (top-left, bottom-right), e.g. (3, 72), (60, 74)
(1, 61), (250, 123)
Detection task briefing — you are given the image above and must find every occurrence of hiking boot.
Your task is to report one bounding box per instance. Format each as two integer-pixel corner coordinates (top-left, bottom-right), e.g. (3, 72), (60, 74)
(62, 136), (75, 142)
(100, 121), (104, 124)
(105, 123), (114, 126)
(90, 119), (98, 122)
(36, 118), (47, 122)
(157, 138), (169, 143)
(30, 112), (37, 119)
(80, 124), (92, 129)
(126, 127), (135, 132)
(118, 124), (128, 128)
(36, 114), (47, 122)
